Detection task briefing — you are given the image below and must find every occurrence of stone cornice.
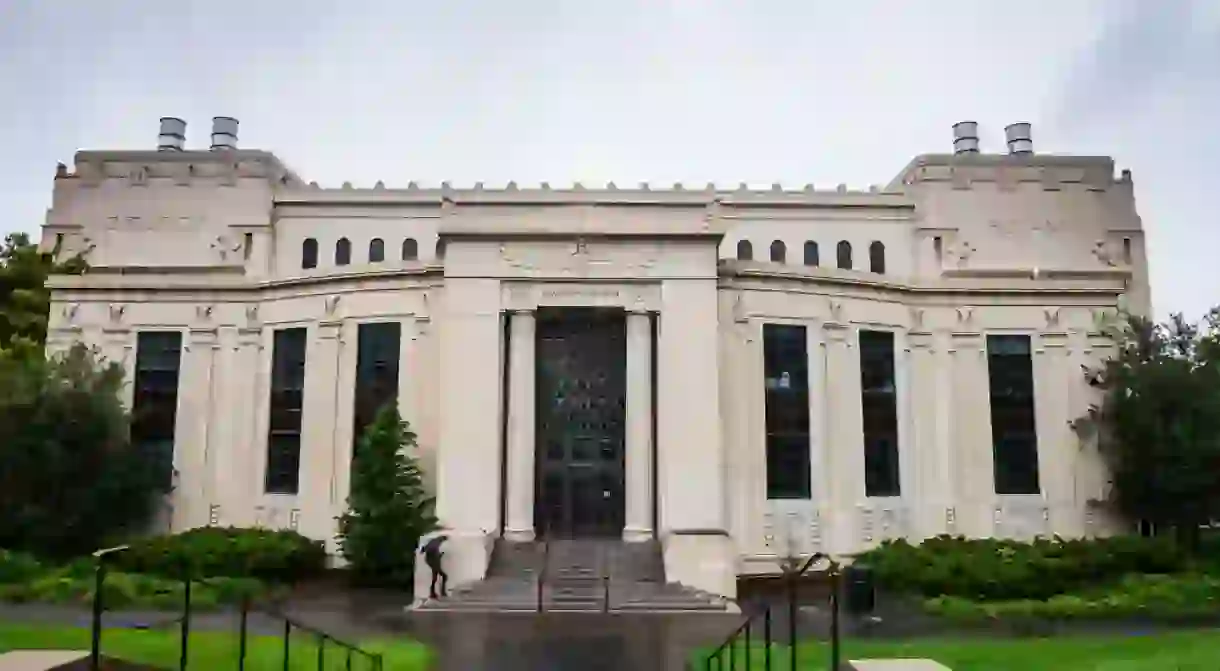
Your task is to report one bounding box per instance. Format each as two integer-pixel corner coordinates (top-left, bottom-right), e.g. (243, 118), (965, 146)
(46, 266), (442, 294)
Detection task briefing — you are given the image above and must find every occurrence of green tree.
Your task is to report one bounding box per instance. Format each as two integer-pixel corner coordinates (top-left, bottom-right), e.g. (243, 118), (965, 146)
(0, 232), (87, 358)
(1074, 308), (1220, 546)
(338, 404), (436, 587)
(0, 344), (169, 558)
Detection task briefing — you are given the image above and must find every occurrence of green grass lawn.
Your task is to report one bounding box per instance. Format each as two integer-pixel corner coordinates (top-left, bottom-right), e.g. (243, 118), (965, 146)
(0, 623), (431, 670)
(698, 629), (1220, 670)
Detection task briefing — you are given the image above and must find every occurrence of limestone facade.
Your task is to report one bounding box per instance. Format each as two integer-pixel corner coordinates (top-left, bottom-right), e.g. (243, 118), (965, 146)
(39, 131), (1149, 599)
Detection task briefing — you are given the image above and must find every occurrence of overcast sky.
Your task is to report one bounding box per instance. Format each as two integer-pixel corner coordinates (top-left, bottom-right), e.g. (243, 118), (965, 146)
(2, 0), (1216, 318)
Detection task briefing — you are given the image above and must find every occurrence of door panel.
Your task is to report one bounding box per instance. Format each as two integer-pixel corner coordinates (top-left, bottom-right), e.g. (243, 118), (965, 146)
(535, 309), (626, 538)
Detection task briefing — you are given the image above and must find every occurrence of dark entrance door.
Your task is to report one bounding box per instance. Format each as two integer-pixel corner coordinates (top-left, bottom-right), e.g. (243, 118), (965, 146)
(535, 308), (626, 538)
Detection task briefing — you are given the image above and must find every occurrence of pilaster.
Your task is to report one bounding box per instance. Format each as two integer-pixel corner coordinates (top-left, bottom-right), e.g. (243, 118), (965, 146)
(823, 320), (862, 554)
(298, 321), (342, 547)
(624, 309), (654, 541)
(505, 309), (537, 541)
(177, 326), (218, 531)
(1034, 330), (1072, 535)
(949, 331), (992, 537)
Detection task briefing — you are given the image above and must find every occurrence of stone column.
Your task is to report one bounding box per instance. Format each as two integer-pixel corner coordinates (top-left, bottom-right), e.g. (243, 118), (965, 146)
(177, 327), (218, 531)
(822, 322), (863, 554)
(504, 309), (536, 541)
(949, 333), (992, 537)
(298, 321), (342, 546)
(624, 309), (654, 541)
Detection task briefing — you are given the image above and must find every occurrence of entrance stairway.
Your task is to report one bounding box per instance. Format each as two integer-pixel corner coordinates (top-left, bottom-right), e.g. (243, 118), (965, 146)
(415, 539), (730, 613)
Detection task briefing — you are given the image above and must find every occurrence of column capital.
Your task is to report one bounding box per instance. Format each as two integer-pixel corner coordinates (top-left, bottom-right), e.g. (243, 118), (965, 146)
(508, 308), (535, 317)
(627, 306), (652, 316)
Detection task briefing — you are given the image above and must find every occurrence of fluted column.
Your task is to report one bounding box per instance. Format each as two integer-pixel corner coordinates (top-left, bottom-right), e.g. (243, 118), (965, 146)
(504, 310), (537, 541)
(624, 310), (654, 541)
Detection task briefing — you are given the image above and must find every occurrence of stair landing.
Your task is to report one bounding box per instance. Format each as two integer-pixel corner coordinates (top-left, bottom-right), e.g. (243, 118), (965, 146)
(415, 539), (729, 613)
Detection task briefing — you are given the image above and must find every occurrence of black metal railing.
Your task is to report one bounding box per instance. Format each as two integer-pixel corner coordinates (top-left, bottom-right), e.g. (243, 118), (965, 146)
(89, 549), (385, 671)
(701, 553), (842, 671)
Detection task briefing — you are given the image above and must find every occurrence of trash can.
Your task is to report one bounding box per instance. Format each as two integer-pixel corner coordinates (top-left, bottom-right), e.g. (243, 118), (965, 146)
(842, 564), (876, 616)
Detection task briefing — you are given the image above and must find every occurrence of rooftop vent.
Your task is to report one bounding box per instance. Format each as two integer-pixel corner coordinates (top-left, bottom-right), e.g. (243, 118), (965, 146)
(157, 117), (186, 151)
(210, 116), (238, 151)
(1005, 122), (1033, 155)
(952, 121), (980, 154)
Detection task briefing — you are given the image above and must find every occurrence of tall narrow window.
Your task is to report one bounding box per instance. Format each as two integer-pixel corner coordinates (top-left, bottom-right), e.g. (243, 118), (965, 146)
(435, 238), (447, 260)
(1122, 237), (1133, 264)
(770, 240), (787, 263)
(837, 241), (853, 269)
(736, 240), (754, 261)
(860, 330), (900, 496)
(301, 238), (318, 269)
(869, 241), (886, 274)
(243, 233), (253, 260)
(266, 328), (307, 494)
(132, 331), (183, 487)
(987, 335), (1040, 494)
(335, 238), (351, 266)
(763, 324), (811, 499)
(369, 238), (385, 263)
(803, 241), (820, 266)
(402, 238), (418, 261)
(933, 236), (943, 264)
(353, 322), (402, 450)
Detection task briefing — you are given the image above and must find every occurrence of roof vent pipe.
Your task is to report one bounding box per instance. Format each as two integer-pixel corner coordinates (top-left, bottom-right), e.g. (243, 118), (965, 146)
(1005, 122), (1033, 155)
(210, 116), (239, 151)
(952, 121), (980, 154)
(157, 117), (186, 151)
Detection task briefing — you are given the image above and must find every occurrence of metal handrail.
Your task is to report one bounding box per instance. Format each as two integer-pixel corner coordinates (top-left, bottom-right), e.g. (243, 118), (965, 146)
(704, 606), (772, 670)
(536, 540), (549, 612)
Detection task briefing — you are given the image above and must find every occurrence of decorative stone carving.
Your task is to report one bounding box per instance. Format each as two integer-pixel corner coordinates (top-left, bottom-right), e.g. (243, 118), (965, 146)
(732, 292), (748, 324)
(208, 504), (220, 526)
(244, 305), (260, 326)
(324, 295), (341, 316)
(956, 306), (974, 326)
(949, 239), (976, 268)
(108, 304), (126, 323)
(808, 511), (822, 551)
(62, 304), (79, 323)
(909, 307), (925, 330)
(129, 166), (148, 186)
(210, 234), (242, 261)
(195, 304), (214, 321)
(945, 506), (956, 530)
(762, 512), (775, 549)
(1044, 306), (1061, 329)
(828, 299), (844, 323)
(860, 505), (874, 543)
(288, 509), (300, 531)
(1092, 240), (1116, 267)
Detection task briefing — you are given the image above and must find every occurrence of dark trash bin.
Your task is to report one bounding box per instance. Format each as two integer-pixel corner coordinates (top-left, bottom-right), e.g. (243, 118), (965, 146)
(843, 564), (876, 616)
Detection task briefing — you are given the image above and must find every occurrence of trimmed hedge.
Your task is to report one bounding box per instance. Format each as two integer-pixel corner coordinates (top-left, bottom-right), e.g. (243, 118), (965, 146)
(924, 573), (1220, 622)
(854, 535), (1194, 601)
(112, 527), (326, 583)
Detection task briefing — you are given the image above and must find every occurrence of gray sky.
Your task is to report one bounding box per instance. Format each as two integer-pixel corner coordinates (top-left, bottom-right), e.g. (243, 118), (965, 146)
(3, 0), (1216, 318)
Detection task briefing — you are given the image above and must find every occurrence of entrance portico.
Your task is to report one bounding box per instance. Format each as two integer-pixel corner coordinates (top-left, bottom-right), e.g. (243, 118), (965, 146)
(427, 219), (734, 600)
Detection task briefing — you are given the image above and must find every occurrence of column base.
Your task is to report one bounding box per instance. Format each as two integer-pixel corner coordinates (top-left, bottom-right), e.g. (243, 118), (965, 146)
(622, 526), (654, 542)
(503, 527), (535, 542)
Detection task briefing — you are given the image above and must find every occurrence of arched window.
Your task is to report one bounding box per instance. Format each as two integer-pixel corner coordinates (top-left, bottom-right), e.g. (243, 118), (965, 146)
(335, 237), (351, 266)
(301, 238), (318, 269)
(803, 241), (820, 266)
(769, 240), (787, 263)
(369, 238), (385, 263)
(435, 238), (446, 260)
(736, 239), (754, 261)
(869, 241), (886, 274)
(836, 240), (852, 270)
(402, 238), (418, 261)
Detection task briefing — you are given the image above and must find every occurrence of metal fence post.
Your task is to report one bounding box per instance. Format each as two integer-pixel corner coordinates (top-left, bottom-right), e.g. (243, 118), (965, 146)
(744, 620), (752, 671)
(238, 595), (250, 671)
(787, 573), (797, 671)
(179, 577), (191, 671)
(763, 607), (771, 671)
(282, 619), (292, 671)
(830, 568), (842, 671)
(317, 636), (326, 671)
(90, 559), (106, 671)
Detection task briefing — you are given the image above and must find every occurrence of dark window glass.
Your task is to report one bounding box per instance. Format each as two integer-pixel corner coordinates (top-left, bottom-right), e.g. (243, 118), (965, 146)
(770, 240), (787, 263)
(837, 241), (853, 270)
(803, 241), (820, 266)
(987, 334), (1040, 494)
(301, 238), (318, 269)
(369, 238), (385, 263)
(353, 322), (402, 451)
(335, 238), (351, 266)
(736, 240), (753, 261)
(402, 238), (418, 261)
(860, 330), (900, 496)
(763, 324), (811, 499)
(132, 331), (182, 488)
(869, 241), (886, 274)
(266, 328), (307, 494)
(435, 238), (446, 260)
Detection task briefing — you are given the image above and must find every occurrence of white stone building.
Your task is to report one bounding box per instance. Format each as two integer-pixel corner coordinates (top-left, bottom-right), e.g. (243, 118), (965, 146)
(39, 118), (1149, 600)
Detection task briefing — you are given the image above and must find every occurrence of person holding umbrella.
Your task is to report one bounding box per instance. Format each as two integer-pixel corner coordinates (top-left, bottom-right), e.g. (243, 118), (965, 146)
(420, 533), (449, 599)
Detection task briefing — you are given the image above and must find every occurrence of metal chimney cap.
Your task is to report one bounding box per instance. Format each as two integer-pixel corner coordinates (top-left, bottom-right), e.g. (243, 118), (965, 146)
(952, 121), (980, 154)
(1005, 122), (1033, 155)
(157, 117), (186, 151)
(210, 116), (239, 151)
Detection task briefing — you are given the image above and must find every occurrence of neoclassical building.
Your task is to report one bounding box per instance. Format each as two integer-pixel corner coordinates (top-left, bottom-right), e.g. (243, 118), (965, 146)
(40, 118), (1149, 600)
